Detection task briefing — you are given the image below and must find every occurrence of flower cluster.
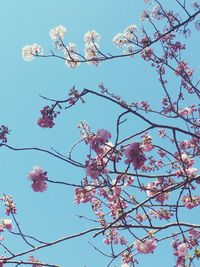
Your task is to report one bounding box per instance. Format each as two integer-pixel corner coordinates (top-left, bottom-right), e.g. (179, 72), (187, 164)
(182, 195), (200, 209)
(0, 125), (9, 143)
(141, 47), (154, 60)
(89, 129), (111, 154)
(135, 238), (157, 254)
(74, 186), (95, 204)
(37, 105), (59, 128)
(175, 61), (194, 81)
(64, 42), (80, 68)
(49, 25), (67, 40)
(84, 30), (101, 65)
(28, 166), (48, 192)
(140, 133), (153, 152)
(0, 219), (13, 231)
(22, 44), (43, 61)
(146, 178), (170, 203)
(28, 255), (41, 267)
(113, 24), (137, 55)
(1, 195), (17, 215)
(172, 240), (187, 267)
(124, 142), (146, 170)
(85, 156), (109, 179)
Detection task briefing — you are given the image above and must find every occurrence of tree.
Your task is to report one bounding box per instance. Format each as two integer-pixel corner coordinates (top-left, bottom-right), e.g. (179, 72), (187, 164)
(1, 0), (200, 266)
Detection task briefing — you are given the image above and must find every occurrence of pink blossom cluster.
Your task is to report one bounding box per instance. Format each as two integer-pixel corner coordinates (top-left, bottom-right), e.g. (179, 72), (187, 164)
(182, 195), (200, 209)
(0, 125), (9, 143)
(37, 105), (59, 128)
(146, 178), (171, 203)
(135, 238), (157, 254)
(178, 105), (196, 117)
(85, 156), (109, 179)
(28, 166), (48, 192)
(103, 228), (119, 245)
(124, 142), (146, 170)
(89, 129), (111, 154)
(150, 208), (173, 220)
(108, 187), (128, 219)
(121, 251), (135, 265)
(1, 195), (16, 215)
(74, 187), (95, 204)
(28, 255), (41, 267)
(141, 47), (154, 61)
(0, 257), (4, 267)
(172, 240), (187, 266)
(175, 61), (194, 81)
(67, 86), (81, 105)
(140, 133), (153, 152)
(0, 219), (13, 232)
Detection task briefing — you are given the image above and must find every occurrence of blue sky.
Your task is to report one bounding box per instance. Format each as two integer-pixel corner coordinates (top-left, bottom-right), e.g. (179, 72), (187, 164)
(0, 1), (200, 267)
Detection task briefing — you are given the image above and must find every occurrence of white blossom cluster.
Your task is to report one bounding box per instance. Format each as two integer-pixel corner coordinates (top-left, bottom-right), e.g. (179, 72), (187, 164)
(49, 25), (67, 40)
(64, 42), (80, 68)
(84, 30), (101, 65)
(141, 5), (163, 21)
(22, 43), (43, 61)
(112, 24), (137, 55)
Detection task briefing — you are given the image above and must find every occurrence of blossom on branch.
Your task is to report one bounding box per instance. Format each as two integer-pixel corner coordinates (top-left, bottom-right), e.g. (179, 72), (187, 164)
(28, 166), (48, 192)
(0, 125), (9, 143)
(22, 44), (43, 61)
(37, 105), (60, 128)
(124, 142), (146, 170)
(49, 25), (67, 40)
(135, 238), (157, 254)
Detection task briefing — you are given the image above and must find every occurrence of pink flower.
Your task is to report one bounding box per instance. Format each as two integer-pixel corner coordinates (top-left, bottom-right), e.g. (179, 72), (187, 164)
(0, 256), (4, 267)
(0, 125), (9, 143)
(28, 166), (48, 192)
(177, 243), (187, 257)
(37, 105), (59, 128)
(141, 47), (154, 60)
(140, 133), (153, 152)
(135, 238), (157, 254)
(74, 187), (95, 204)
(1, 219), (13, 230)
(89, 129), (111, 154)
(28, 255), (41, 267)
(85, 156), (108, 179)
(146, 179), (169, 203)
(124, 142), (146, 170)
(182, 195), (200, 209)
(1, 195), (17, 215)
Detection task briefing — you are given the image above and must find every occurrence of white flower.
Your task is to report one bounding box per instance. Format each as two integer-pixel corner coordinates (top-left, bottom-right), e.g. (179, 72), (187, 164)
(84, 30), (101, 43)
(140, 9), (150, 21)
(84, 42), (100, 65)
(22, 43), (43, 61)
(151, 5), (163, 20)
(112, 33), (128, 48)
(181, 153), (189, 161)
(124, 24), (137, 40)
(49, 25), (66, 40)
(123, 45), (134, 55)
(64, 43), (80, 68)
(185, 167), (198, 178)
(121, 264), (130, 267)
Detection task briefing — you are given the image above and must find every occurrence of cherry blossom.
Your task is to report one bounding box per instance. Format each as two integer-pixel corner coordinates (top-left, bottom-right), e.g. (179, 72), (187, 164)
(49, 25), (66, 40)
(37, 105), (59, 128)
(28, 166), (48, 192)
(135, 238), (157, 254)
(124, 142), (146, 169)
(22, 43), (43, 61)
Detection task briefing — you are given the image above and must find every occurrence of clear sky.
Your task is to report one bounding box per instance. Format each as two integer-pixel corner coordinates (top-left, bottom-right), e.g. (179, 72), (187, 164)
(0, 1), (200, 267)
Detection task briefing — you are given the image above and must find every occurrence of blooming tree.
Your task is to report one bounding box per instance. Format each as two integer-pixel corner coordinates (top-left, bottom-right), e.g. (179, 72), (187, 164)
(1, 0), (200, 266)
